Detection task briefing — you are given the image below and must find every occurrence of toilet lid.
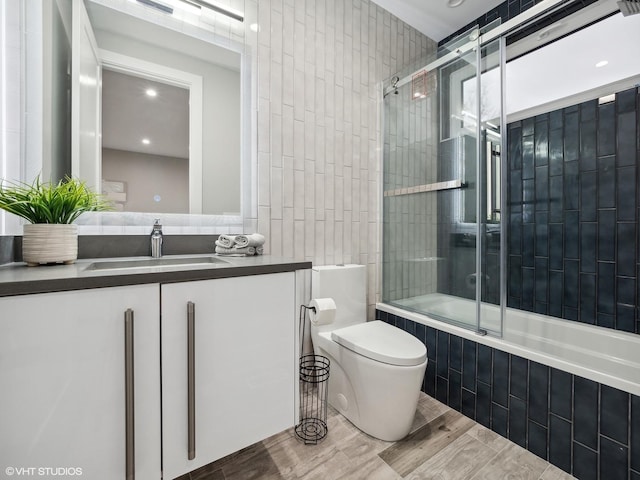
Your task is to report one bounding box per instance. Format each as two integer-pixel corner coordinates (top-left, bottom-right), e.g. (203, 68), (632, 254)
(330, 320), (427, 366)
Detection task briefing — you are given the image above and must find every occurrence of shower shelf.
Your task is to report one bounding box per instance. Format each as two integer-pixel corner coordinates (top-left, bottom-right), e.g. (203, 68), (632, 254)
(383, 179), (467, 197)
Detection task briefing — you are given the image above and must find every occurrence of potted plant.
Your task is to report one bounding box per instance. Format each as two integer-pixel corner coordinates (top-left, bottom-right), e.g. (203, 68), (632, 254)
(0, 177), (111, 266)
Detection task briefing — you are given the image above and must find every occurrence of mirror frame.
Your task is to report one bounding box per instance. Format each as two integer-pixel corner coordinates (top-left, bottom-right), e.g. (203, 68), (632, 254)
(80, 0), (256, 234)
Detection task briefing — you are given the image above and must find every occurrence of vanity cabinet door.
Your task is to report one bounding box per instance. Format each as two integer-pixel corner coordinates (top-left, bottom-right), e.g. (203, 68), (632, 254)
(161, 272), (296, 479)
(0, 284), (161, 480)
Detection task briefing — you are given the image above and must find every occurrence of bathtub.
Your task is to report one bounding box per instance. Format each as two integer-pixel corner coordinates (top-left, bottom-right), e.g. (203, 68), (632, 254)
(378, 293), (640, 396)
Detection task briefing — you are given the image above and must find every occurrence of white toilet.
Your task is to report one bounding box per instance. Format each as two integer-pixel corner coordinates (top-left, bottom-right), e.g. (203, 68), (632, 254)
(310, 264), (427, 441)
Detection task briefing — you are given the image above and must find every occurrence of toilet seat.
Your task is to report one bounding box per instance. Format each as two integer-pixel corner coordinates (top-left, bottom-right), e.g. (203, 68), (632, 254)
(330, 320), (427, 366)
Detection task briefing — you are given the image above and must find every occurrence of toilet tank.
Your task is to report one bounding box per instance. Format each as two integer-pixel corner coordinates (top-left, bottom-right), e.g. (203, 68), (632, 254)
(311, 264), (366, 328)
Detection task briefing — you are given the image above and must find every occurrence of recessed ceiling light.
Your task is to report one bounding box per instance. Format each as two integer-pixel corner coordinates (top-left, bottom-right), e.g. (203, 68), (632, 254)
(146, 88), (157, 97)
(249, 23), (259, 32)
(595, 60), (609, 68)
(142, 138), (151, 145)
(447, 0), (465, 7)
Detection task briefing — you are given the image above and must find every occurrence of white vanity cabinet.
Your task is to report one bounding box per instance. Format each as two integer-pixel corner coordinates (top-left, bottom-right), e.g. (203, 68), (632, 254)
(0, 284), (161, 480)
(161, 272), (296, 480)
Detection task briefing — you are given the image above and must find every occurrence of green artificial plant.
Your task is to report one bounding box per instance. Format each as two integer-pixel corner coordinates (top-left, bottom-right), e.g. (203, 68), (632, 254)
(0, 177), (111, 224)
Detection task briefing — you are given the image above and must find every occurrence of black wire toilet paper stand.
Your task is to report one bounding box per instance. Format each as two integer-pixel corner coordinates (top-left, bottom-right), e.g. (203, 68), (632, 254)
(295, 304), (330, 445)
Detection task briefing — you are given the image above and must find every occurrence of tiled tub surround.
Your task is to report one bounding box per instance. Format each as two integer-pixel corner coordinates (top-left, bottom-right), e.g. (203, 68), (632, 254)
(376, 307), (640, 480)
(507, 87), (640, 334)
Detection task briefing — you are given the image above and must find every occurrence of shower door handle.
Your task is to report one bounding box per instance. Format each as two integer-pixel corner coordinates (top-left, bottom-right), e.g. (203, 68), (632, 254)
(187, 301), (196, 460)
(124, 309), (135, 480)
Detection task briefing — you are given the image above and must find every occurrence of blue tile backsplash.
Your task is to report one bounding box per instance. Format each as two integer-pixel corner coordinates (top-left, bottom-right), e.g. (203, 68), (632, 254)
(377, 309), (640, 480)
(507, 88), (640, 335)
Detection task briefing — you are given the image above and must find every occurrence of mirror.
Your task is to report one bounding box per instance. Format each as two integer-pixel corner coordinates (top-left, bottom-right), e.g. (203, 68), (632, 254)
(20, 0), (253, 231)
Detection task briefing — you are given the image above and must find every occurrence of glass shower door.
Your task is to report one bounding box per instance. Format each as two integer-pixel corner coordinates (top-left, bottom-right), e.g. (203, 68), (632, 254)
(433, 45), (482, 330)
(382, 32), (505, 336)
(382, 65), (442, 310)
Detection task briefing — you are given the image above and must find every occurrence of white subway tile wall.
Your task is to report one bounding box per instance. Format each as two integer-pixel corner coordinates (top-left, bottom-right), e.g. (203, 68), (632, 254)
(255, 0), (436, 315)
(382, 68), (440, 303)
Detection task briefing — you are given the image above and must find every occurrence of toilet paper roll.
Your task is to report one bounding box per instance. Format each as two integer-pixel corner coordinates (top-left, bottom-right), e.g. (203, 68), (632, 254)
(308, 298), (337, 326)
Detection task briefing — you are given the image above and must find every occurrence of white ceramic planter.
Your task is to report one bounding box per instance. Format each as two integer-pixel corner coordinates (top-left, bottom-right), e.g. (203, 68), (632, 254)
(22, 224), (78, 266)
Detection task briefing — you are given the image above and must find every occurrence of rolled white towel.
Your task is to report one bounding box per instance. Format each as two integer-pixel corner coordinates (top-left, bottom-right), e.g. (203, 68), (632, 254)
(216, 234), (238, 248)
(215, 239), (234, 248)
(234, 233), (265, 248)
(256, 246), (264, 255)
(215, 245), (256, 256)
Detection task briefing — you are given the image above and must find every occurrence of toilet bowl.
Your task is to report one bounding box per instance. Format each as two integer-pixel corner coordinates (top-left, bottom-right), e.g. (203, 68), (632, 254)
(310, 265), (427, 441)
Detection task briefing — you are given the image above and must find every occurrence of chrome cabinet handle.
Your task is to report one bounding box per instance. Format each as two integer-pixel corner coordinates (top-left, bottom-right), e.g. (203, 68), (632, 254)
(124, 309), (135, 480)
(187, 301), (196, 460)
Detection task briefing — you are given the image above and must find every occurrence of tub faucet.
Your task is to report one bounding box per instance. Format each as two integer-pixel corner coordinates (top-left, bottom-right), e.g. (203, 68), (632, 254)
(151, 219), (163, 258)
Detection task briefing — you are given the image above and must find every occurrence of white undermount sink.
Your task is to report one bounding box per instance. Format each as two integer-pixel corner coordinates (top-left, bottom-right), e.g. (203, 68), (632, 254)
(85, 256), (229, 272)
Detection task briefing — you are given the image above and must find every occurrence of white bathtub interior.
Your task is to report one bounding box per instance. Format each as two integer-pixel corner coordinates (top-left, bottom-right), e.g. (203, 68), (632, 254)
(392, 293), (501, 335)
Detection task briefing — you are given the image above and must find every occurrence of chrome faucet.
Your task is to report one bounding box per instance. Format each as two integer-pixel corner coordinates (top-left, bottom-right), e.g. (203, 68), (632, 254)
(151, 219), (163, 258)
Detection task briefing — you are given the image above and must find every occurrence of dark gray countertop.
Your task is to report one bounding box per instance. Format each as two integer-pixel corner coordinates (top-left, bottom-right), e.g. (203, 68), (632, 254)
(0, 254), (312, 297)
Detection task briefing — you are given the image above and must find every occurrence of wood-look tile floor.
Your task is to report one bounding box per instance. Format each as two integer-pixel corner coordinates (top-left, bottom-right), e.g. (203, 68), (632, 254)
(181, 393), (576, 480)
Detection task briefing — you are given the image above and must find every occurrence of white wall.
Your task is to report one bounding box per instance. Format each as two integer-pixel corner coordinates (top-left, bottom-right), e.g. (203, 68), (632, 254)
(506, 12), (640, 120)
(2, 0), (72, 234)
(43, 0), (72, 184)
(94, 30), (241, 215)
(1, 0), (25, 235)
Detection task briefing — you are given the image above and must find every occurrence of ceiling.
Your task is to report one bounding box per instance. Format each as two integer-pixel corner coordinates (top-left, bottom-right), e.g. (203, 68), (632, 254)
(101, 70), (190, 159)
(86, 1), (241, 159)
(451, 4), (640, 125)
(370, 0), (505, 41)
(86, 2), (240, 72)
(506, 10), (640, 117)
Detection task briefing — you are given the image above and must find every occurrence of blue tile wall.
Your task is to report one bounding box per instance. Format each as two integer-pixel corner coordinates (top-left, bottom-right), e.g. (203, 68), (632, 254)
(507, 88), (640, 334)
(436, 138), (500, 306)
(377, 309), (640, 480)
